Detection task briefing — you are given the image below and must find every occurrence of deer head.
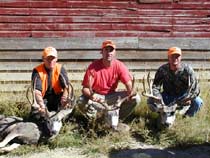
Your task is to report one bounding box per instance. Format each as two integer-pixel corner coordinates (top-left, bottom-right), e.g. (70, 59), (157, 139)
(48, 74), (76, 136)
(142, 72), (176, 127)
(26, 76), (75, 137)
(142, 72), (193, 127)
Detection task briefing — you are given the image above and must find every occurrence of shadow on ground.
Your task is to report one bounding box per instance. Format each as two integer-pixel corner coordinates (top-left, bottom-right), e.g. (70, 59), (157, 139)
(109, 143), (210, 158)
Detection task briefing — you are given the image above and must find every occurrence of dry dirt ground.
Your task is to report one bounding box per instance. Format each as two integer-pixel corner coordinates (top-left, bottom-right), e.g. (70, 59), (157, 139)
(0, 140), (210, 158)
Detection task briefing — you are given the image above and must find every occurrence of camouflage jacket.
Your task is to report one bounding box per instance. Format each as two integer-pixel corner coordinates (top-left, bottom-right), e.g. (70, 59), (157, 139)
(152, 63), (200, 100)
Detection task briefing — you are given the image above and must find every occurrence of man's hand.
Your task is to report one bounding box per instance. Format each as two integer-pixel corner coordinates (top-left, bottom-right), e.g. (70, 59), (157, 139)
(182, 98), (191, 106)
(90, 93), (105, 103)
(126, 90), (137, 101)
(61, 95), (69, 108)
(38, 106), (46, 114)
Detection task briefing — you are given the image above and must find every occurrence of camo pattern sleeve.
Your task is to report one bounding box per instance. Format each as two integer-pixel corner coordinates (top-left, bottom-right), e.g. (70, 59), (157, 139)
(152, 63), (200, 99)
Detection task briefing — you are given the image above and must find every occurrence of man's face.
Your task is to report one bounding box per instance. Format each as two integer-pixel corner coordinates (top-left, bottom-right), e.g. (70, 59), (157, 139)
(168, 54), (181, 71)
(43, 56), (57, 70)
(101, 46), (116, 62)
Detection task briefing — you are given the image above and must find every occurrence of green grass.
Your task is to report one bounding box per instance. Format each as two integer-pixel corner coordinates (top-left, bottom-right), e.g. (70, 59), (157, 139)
(1, 81), (210, 156)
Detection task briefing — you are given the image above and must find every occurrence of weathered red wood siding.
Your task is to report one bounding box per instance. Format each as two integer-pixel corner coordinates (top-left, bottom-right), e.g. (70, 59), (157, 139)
(0, 0), (210, 38)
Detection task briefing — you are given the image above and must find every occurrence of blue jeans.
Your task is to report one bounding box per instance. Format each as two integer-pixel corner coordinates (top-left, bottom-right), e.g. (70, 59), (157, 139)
(162, 92), (203, 117)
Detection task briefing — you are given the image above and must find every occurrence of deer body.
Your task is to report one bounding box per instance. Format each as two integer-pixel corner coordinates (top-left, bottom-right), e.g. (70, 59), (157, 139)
(0, 106), (75, 153)
(0, 78), (75, 152)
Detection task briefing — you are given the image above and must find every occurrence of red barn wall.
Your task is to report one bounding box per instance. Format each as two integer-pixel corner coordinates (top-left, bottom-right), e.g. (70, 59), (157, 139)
(0, 0), (210, 92)
(0, 0), (210, 38)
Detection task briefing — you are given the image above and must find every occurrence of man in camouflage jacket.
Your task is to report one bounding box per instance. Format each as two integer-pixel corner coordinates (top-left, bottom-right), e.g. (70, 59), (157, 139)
(148, 47), (203, 117)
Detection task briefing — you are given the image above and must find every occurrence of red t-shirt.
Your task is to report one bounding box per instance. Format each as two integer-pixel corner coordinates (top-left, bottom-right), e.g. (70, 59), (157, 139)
(82, 59), (131, 95)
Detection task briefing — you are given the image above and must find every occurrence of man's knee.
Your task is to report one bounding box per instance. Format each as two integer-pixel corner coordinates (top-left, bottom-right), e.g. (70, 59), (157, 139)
(185, 96), (203, 117)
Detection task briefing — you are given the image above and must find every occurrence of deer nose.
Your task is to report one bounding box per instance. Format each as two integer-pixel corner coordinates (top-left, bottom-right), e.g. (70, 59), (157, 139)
(51, 130), (57, 135)
(164, 122), (172, 128)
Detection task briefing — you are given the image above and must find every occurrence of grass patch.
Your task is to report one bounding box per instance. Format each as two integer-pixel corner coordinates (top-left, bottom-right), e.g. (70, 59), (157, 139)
(1, 81), (210, 156)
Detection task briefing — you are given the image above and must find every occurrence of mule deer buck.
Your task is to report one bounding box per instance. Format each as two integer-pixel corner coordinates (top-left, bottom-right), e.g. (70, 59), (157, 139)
(142, 72), (192, 128)
(0, 78), (75, 152)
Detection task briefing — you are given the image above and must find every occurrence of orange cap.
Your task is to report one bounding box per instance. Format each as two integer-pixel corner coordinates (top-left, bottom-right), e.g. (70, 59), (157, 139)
(42, 46), (57, 58)
(168, 47), (182, 56)
(101, 40), (116, 49)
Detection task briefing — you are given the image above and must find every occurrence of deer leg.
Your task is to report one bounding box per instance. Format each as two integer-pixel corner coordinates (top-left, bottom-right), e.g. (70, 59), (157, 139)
(0, 143), (21, 152)
(0, 132), (22, 148)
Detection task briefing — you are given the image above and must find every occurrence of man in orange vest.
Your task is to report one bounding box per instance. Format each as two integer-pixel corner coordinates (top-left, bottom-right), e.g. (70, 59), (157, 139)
(31, 46), (70, 116)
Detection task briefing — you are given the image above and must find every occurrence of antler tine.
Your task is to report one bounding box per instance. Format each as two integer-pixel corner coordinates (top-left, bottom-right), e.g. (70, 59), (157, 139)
(108, 75), (137, 111)
(53, 107), (74, 121)
(60, 73), (75, 109)
(26, 85), (33, 105)
(188, 75), (193, 93)
(69, 82), (74, 102)
(100, 101), (113, 111)
(132, 75), (135, 91)
(147, 72), (153, 94)
(26, 76), (37, 106)
(141, 72), (161, 100)
(142, 72), (153, 97)
(142, 75), (146, 95)
(115, 95), (131, 108)
(32, 77), (37, 105)
(99, 96), (125, 111)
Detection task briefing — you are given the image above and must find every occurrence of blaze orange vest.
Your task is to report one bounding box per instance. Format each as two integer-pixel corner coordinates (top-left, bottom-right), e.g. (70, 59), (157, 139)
(35, 63), (63, 96)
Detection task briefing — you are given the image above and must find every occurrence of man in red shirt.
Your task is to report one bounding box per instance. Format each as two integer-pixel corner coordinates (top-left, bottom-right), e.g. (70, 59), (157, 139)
(77, 40), (141, 131)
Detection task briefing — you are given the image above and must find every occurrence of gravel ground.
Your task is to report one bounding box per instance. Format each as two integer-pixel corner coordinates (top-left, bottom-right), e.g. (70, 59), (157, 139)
(1, 141), (210, 158)
(0, 147), (107, 158)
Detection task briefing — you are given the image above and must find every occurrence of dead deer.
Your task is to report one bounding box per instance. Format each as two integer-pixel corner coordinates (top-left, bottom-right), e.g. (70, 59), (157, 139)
(87, 74), (138, 130)
(0, 78), (75, 152)
(26, 75), (75, 137)
(142, 72), (192, 128)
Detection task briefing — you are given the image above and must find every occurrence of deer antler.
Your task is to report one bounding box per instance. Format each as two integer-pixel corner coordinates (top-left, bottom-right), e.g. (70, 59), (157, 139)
(142, 72), (163, 102)
(26, 76), (50, 117)
(60, 73), (75, 109)
(99, 75), (137, 111)
(168, 75), (193, 106)
(108, 75), (137, 110)
(141, 72), (171, 112)
(26, 77), (38, 108)
(142, 72), (193, 113)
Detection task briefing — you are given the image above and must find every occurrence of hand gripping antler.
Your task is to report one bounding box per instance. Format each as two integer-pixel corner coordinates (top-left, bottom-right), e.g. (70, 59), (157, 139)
(107, 75), (137, 111)
(88, 74), (137, 111)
